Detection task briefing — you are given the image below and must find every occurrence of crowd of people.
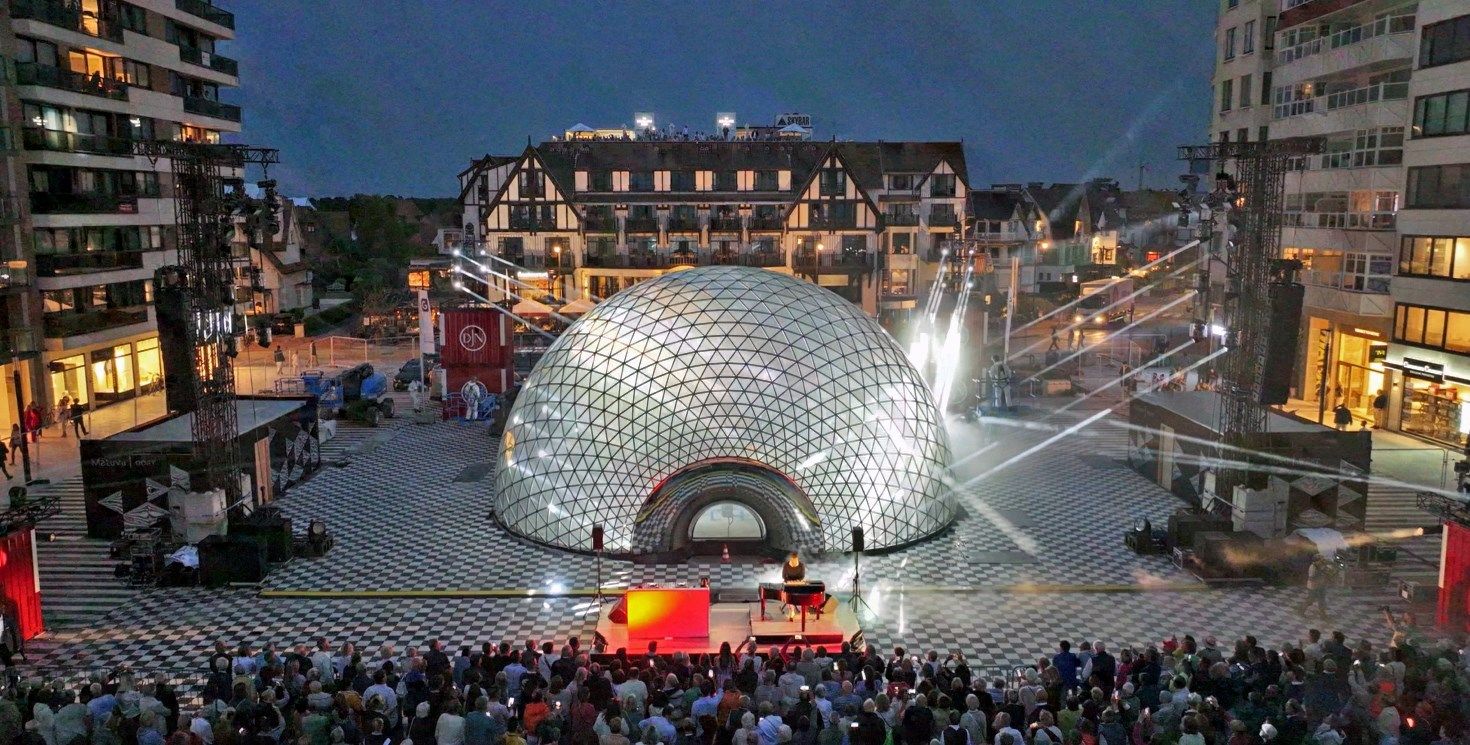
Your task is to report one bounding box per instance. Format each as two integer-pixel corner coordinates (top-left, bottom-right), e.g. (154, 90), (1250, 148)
(4, 612), (1468, 745)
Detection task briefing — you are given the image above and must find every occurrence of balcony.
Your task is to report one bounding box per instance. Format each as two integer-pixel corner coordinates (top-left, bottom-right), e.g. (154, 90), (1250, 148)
(1283, 209), (1396, 231)
(1301, 271), (1394, 318)
(9, 0), (123, 42)
(749, 216), (784, 231)
(30, 191), (146, 214)
(794, 251), (871, 272)
(517, 253), (573, 271)
(37, 250), (145, 276)
(179, 46), (239, 77)
(22, 126), (134, 156)
(885, 212), (919, 226)
(14, 62), (127, 99)
(0, 257), (30, 290)
(580, 215), (616, 232)
(1276, 13), (1414, 67)
(506, 216), (557, 231)
(809, 217), (857, 230)
(927, 212), (959, 228)
(183, 96), (242, 122)
(43, 306), (148, 338)
(666, 217), (700, 232)
(175, 0), (234, 30)
(0, 328), (39, 364)
(1274, 80), (1408, 120)
(624, 217), (658, 233)
(709, 217), (742, 232)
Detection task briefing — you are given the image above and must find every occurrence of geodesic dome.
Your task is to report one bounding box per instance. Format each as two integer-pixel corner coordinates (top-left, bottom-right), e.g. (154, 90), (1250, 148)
(494, 266), (953, 554)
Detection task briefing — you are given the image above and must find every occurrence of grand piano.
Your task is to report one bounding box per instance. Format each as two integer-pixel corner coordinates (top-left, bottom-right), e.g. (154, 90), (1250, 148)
(759, 581), (828, 629)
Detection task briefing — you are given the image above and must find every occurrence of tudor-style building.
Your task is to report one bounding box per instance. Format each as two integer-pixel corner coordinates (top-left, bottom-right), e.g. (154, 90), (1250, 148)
(455, 138), (968, 322)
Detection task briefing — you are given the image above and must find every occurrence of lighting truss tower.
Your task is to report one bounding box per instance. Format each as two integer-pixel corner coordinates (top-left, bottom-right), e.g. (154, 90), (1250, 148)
(1176, 138), (1321, 492)
(136, 141), (280, 504)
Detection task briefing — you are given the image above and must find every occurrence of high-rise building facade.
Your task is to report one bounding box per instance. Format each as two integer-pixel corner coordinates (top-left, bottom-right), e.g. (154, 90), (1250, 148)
(1, 0), (240, 434)
(1269, 0), (1416, 423)
(1385, 1), (1470, 449)
(1211, 0), (1278, 148)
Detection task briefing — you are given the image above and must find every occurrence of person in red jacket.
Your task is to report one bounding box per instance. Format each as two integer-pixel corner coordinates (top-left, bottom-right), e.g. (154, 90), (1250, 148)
(21, 403), (42, 444)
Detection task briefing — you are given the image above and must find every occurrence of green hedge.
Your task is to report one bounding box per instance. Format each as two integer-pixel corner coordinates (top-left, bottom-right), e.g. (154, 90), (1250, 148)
(303, 301), (360, 335)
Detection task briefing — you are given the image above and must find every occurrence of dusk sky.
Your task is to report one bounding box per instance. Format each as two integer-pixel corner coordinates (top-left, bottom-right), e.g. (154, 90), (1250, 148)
(227, 1), (1217, 198)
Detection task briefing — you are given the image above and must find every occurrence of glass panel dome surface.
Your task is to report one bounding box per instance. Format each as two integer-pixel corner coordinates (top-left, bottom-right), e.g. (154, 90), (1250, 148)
(494, 266), (953, 554)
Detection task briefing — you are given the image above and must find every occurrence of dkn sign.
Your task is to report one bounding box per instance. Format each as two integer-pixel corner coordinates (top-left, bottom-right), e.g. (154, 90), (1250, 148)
(440, 308), (513, 394)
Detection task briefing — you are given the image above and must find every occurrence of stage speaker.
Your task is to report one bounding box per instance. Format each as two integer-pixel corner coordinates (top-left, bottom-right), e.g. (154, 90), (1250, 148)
(154, 278), (197, 414)
(851, 527), (864, 553)
(232, 512), (292, 562)
(592, 525), (604, 552)
(607, 595), (628, 624)
(197, 535), (267, 587)
(1258, 282), (1304, 405)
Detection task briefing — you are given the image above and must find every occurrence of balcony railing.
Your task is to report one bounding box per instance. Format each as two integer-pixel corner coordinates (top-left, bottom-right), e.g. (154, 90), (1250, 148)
(0, 258), (30, 290)
(809, 217), (857, 230)
(37, 250), (146, 276)
(1302, 269), (1390, 294)
(666, 217), (700, 232)
(43, 306), (148, 338)
(927, 212), (959, 227)
(1283, 209), (1396, 231)
(10, 0), (123, 41)
(1274, 80), (1409, 120)
(183, 96), (242, 122)
(30, 191), (147, 214)
(0, 328), (39, 363)
(22, 126), (134, 156)
(179, 46), (239, 77)
(1276, 13), (1415, 65)
(507, 216), (558, 231)
(14, 62), (127, 99)
(517, 253), (573, 271)
(794, 251), (872, 271)
(749, 216), (784, 230)
(624, 217), (658, 233)
(885, 213), (919, 226)
(580, 215), (616, 231)
(709, 217), (742, 232)
(175, 0), (234, 29)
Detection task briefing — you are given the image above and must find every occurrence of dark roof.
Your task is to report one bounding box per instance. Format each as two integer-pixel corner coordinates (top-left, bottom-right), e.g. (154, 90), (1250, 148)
(1082, 179), (1125, 230)
(1123, 189), (1177, 220)
(968, 189), (1023, 221)
(456, 155), (519, 202)
(1025, 184), (1084, 239)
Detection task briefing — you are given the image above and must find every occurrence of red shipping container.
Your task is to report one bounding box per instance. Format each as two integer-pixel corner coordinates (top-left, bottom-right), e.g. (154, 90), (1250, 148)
(441, 309), (511, 367)
(0, 529), (43, 640)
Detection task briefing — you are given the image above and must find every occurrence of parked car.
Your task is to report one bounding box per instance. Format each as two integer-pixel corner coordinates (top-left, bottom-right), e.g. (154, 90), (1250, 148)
(393, 355), (439, 391)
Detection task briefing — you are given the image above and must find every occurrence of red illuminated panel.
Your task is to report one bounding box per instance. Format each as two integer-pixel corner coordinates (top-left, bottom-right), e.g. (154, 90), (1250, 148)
(626, 587), (710, 638)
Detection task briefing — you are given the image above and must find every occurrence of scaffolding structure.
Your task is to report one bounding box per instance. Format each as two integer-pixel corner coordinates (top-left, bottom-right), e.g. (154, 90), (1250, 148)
(1177, 138), (1322, 494)
(135, 142), (279, 503)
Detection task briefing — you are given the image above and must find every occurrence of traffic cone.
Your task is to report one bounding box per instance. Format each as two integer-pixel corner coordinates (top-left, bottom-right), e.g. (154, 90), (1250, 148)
(721, 544), (731, 563)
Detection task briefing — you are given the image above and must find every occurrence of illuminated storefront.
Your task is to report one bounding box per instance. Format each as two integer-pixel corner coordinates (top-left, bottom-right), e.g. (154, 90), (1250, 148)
(1386, 302), (1470, 449)
(46, 335), (161, 412)
(1302, 317), (1391, 420)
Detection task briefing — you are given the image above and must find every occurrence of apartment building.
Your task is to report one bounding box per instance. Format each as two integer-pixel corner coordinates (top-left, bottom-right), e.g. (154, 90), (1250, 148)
(1383, 1), (1470, 450)
(456, 129), (968, 326)
(3, 0), (240, 429)
(1267, 0), (1417, 421)
(1212, 0), (1278, 146)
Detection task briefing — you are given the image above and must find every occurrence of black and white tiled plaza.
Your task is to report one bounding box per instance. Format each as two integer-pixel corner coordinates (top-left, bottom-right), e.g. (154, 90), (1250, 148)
(25, 402), (1394, 673)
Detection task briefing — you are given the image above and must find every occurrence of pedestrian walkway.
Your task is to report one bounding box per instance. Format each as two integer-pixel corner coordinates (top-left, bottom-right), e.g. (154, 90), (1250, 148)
(3, 392), (168, 489)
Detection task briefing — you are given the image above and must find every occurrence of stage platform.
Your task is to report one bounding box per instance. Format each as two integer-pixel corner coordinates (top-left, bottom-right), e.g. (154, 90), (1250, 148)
(595, 594), (861, 655)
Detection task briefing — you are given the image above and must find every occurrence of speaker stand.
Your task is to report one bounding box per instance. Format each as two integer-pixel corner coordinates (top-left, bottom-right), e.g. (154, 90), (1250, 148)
(848, 551), (873, 618)
(593, 548), (607, 603)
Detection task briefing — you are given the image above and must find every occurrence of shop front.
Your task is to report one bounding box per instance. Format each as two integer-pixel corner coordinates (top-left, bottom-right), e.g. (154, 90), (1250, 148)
(45, 335), (163, 414)
(1385, 353), (1469, 450)
(1301, 316), (1391, 423)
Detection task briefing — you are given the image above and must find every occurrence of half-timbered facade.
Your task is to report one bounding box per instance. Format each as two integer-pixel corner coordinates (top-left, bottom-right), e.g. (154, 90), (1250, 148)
(456, 139), (968, 320)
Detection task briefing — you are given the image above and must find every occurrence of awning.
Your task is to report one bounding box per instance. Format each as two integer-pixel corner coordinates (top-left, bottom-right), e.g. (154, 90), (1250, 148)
(512, 299), (554, 316)
(559, 298), (597, 316)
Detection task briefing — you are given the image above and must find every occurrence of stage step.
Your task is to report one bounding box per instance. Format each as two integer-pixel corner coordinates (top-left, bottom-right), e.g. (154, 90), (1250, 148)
(1363, 484), (1438, 532)
(21, 477), (138, 630)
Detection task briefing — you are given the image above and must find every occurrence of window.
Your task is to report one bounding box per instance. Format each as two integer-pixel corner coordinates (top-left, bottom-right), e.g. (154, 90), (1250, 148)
(1228, 0), (1238, 8)
(1259, 125), (1270, 142)
(1261, 70), (1272, 106)
(68, 50), (119, 80)
(1225, 26), (1237, 60)
(841, 235), (866, 259)
(1407, 164), (1470, 208)
(1244, 20), (1256, 54)
(819, 167), (846, 196)
(120, 3), (147, 33)
(629, 171), (654, 192)
(1412, 89), (1470, 138)
(1399, 236), (1470, 280)
(1265, 16), (1278, 50)
(120, 60), (149, 87)
(1220, 79), (1234, 112)
(517, 170), (542, 197)
(670, 170), (695, 191)
(930, 174), (956, 198)
(1318, 127), (1403, 169)
(589, 171), (612, 191)
(1395, 303), (1470, 354)
(16, 37), (59, 68)
(754, 170), (779, 191)
(1237, 128), (1249, 142)
(1219, 130), (1230, 144)
(890, 233), (912, 255)
(890, 174), (915, 190)
(1419, 14), (1470, 68)
(714, 170), (737, 191)
(1239, 74), (1252, 108)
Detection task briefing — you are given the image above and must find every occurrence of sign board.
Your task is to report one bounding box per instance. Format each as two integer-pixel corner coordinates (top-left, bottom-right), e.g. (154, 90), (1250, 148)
(1402, 357), (1445, 382)
(417, 290), (434, 355)
(1369, 343), (1387, 363)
